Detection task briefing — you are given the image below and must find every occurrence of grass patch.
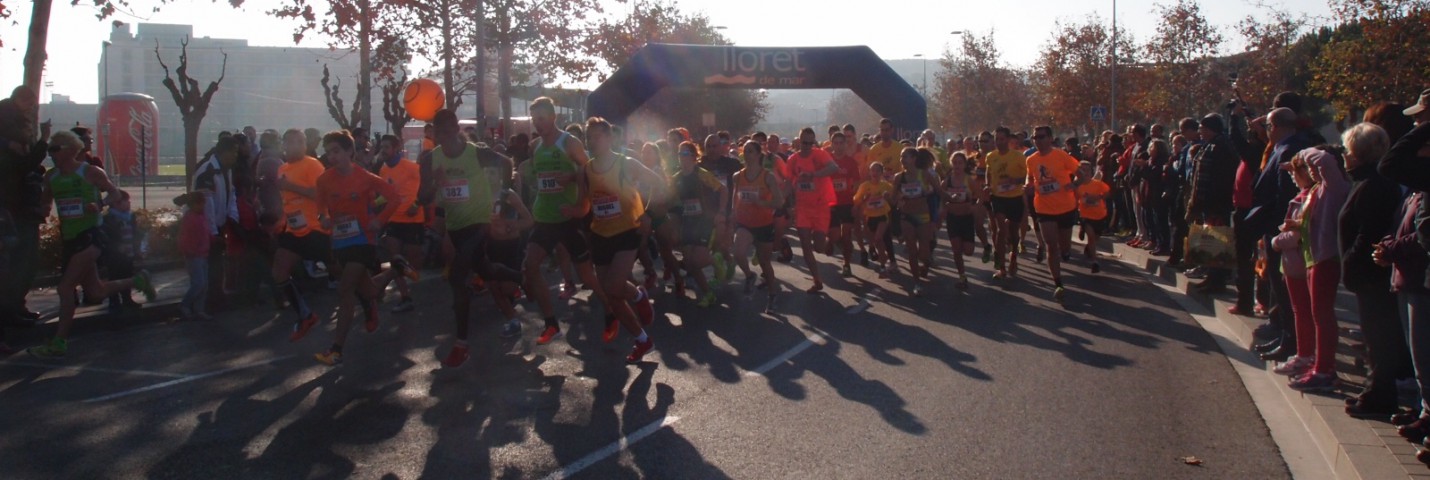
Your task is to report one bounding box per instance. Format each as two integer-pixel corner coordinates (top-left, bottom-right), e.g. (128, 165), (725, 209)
(158, 164), (185, 176)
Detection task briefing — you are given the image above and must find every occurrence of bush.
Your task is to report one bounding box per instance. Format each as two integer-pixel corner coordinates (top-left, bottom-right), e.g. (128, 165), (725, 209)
(37, 207), (182, 274)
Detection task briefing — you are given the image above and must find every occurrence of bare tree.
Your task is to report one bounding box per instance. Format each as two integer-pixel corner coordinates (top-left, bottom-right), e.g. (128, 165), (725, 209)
(381, 71), (412, 136)
(320, 64), (357, 130)
(155, 36), (226, 185)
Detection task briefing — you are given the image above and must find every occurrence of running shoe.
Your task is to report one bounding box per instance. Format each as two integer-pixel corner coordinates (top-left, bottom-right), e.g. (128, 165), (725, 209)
(1273, 356), (1313, 377)
(500, 319), (522, 339)
(957, 278), (970, 290)
(27, 337), (66, 359)
(132, 269), (157, 302)
(392, 256), (420, 282)
(910, 284), (921, 297)
(643, 273), (657, 292)
(744, 272), (756, 294)
(442, 344), (469, 368)
(765, 294), (777, 313)
(391, 298), (416, 313)
(1053, 286), (1066, 302)
(1035, 247), (1045, 264)
(363, 299), (380, 333)
(559, 282), (578, 300)
(697, 291), (717, 308)
(713, 255), (731, 285)
(1060, 253), (1071, 263)
(806, 282), (823, 294)
(635, 288), (655, 326)
(471, 277), (488, 295)
(602, 314), (620, 343)
(981, 247), (991, 264)
(314, 350), (343, 366)
(626, 338), (654, 364)
(536, 326), (562, 345)
(289, 313), (319, 342)
(842, 264), (853, 277)
(1090, 262), (1101, 274)
(992, 270), (1007, 280)
(1019, 243), (1027, 254)
(859, 251), (869, 267)
(1288, 372), (1337, 393)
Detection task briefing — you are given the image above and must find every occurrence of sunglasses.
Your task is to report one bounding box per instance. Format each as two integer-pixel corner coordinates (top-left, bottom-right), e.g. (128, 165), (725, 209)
(679, 151), (695, 157)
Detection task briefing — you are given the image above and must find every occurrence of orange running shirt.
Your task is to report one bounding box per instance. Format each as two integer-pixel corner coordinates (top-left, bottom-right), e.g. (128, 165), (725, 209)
(278, 156), (329, 237)
(1026, 148), (1080, 215)
(378, 158), (425, 224)
(787, 148), (836, 210)
(316, 167), (401, 247)
(1077, 179), (1111, 221)
(733, 168), (776, 228)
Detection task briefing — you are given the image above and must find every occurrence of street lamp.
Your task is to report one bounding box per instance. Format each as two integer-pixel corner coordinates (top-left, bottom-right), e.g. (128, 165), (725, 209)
(913, 54), (926, 98)
(1111, 0), (1118, 131)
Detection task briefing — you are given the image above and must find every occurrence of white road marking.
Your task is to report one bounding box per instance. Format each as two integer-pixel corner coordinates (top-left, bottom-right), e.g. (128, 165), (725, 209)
(82, 355), (297, 403)
(746, 328), (830, 377)
(0, 361), (190, 378)
(540, 415), (681, 480)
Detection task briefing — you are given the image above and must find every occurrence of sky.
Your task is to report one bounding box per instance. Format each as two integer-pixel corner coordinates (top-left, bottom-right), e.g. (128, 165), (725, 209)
(0, 0), (1333, 105)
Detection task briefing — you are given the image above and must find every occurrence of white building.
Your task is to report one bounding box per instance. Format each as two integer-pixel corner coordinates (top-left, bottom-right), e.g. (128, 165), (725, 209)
(98, 22), (384, 162)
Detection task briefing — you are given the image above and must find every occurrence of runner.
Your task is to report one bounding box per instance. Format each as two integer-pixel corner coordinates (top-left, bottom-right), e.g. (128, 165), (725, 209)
(376, 134), (424, 313)
(1075, 161), (1110, 274)
(425, 109), (521, 367)
(310, 130), (410, 365)
(853, 163), (894, 276)
(1026, 126), (1083, 302)
(487, 188), (534, 339)
(698, 134), (743, 286)
(27, 131), (155, 359)
(672, 141), (728, 307)
(943, 151), (984, 289)
(786, 127), (841, 294)
(522, 97), (609, 346)
(967, 133), (995, 263)
(272, 129), (331, 341)
(581, 118), (663, 362)
(637, 142), (678, 291)
(986, 126), (1029, 281)
(892, 148), (944, 296)
(731, 140), (786, 312)
(827, 132), (862, 277)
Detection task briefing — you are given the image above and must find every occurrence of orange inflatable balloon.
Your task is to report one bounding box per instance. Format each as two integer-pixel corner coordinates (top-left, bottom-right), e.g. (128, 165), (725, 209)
(404, 78), (445, 122)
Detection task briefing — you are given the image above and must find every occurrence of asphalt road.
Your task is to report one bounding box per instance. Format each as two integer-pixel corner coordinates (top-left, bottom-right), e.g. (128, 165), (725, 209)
(0, 241), (1291, 479)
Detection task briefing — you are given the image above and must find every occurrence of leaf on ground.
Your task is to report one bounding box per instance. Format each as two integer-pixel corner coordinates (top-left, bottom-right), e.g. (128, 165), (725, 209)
(1180, 456), (1204, 466)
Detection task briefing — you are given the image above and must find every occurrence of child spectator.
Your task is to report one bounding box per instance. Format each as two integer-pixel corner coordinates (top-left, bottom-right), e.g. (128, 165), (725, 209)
(102, 190), (143, 313)
(177, 192), (212, 321)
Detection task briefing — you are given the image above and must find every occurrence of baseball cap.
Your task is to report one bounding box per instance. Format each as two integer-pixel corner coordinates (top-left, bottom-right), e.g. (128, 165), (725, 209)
(1404, 89), (1430, 116)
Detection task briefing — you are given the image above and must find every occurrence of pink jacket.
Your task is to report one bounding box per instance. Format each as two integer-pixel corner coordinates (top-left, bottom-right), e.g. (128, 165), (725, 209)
(178, 211), (211, 259)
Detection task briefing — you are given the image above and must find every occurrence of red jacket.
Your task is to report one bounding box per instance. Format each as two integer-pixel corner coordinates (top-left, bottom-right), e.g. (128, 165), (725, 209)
(179, 211), (211, 259)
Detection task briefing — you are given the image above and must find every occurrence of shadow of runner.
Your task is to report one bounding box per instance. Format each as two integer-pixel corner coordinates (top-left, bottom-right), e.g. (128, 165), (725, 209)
(771, 340), (928, 435)
(621, 365), (732, 479)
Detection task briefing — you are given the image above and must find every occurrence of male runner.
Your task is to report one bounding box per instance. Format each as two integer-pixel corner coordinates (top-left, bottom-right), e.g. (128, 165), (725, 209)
(1025, 126), (1083, 302)
(786, 127), (841, 293)
(827, 132), (862, 277)
(376, 134), (424, 313)
(986, 126), (1028, 281)
(273, 129), (331, 341)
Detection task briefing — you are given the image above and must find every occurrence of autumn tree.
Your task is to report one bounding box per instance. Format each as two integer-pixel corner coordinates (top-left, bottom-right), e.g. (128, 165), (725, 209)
(381, 71), (411, 135)
(1309, 0), (1430, 120)
(1036, 14), (1141, 134)
(1136, 0), (1227, 122)
(930, 30), (1036, 134)
(826, 91), (882, 133)
(585, 0), (767, 133)
(487, 0), (603, 127)
(274, 0), (405, 131)
(154, 37), (227, 184)
(388, 0), (478, 110)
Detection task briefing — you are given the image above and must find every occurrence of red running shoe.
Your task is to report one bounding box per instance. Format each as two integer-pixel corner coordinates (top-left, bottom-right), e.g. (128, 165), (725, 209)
(602, 315), (620, 343)
(289, 313), (318, 342)
(536, 326), (562, 345)
(442, 344), (469, 368)
(626, 338), (654, 364)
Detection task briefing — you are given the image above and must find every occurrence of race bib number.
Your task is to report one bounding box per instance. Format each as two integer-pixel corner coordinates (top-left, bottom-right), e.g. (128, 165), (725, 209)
(286, 211), (309, 230)
(537, 173), (562, 193)
(950, 191), (968, 203)
(997, 180), (1018, 193)
(737, 188), (760, 203)
(332, 216), (361, 240)
(1038, 181), (1059, 195)
(592, 194), (621, 220)
(833, 179), (849, 192)
(797, 181), (814, 192)
(901, 184), (923, 198)
(443, 179), (471, 202)
(867, 198), (886, 210)
(682, 199), (703, 216)
(57, 198), (84, 219)
(1083, 195), (1100, 206)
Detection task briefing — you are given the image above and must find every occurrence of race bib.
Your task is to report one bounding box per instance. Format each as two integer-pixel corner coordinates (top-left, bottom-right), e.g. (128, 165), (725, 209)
(1083, 195), (1100, 206)
(332, 216), (361, 240)
(950, 191), (968, 203)
(797, 181), (815, 192)
(592, 194), (621, 220)
(1038, 181), (1059, 194)
(901, 184), (922, 198)
(737, 188), (760, 203)
(833, 179), (849, 192)
(286, 211), (309, 230)
(867, 198), (886, 210)
(682, 199), (704, 216)
(537, 173), (562, 193)
(57, 198), (84, 219)
(443, 179), (471, 202)
(997, 180), (1018, 193)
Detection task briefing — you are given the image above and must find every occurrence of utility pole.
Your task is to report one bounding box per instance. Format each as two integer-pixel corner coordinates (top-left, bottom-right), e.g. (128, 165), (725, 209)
(1111, 0), (1118, 132)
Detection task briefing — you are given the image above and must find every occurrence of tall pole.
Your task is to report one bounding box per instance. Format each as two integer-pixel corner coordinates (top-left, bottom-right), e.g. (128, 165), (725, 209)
(1111, 0), (1118, 132)
(102, 40), (114, 178)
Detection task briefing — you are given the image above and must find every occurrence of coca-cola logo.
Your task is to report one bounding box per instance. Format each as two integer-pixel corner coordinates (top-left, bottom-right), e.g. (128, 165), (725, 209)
(126, 106), (155, 176)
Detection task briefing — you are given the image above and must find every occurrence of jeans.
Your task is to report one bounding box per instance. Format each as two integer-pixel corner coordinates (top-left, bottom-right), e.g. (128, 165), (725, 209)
(1150, 198), (1171, 251)
(1404, 290), (1430, 417)
(1357, 287), (1413, 404)
(1263, 234), (1294, 334)
(183, 257), (209, 317)
(1232, 208), (1258, 310)
(1, 221), (38, 313)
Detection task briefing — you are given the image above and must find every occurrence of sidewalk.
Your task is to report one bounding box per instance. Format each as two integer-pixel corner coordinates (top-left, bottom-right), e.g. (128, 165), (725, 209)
(1098, 238), (1428, 480)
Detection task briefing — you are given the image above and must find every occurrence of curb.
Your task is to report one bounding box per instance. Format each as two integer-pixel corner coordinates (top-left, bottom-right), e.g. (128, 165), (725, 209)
(1096, 238), (1422, 480)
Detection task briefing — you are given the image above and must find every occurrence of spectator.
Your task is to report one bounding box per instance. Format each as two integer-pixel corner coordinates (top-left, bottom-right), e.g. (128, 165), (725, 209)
(254, 130), (284, 219)
(1378, 88), (1430, 437)
(71, 126), (103, 170)
(176, 192), (212, 321)
(1281, 146), (1351, 392)
(1249, 107), (1314, 361)
(1168, 118), (1200, 267)
(100, 190), (142, 313)
(191, 136), (241, 311)
(0, 85), (48, 327)
(1339, 123), (1413, 416)
(1184, 113), (1238, 294)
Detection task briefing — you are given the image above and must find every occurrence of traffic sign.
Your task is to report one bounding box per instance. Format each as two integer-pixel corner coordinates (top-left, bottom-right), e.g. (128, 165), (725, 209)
(1090, 105), (1108, 122)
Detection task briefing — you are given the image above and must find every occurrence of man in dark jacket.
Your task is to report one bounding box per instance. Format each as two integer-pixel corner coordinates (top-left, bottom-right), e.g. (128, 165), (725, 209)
(0, 85), (48, 327)
(1184, 113), (1238, 293)
(1340, 123), (1413, 416)
(1378, 90), (1430, 431)
(1246, 107), (1313, 360)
